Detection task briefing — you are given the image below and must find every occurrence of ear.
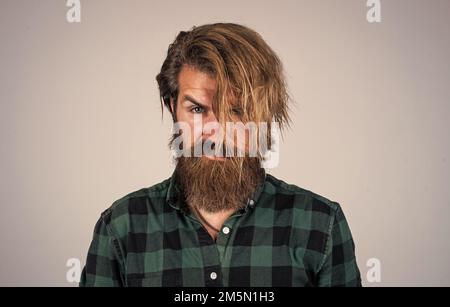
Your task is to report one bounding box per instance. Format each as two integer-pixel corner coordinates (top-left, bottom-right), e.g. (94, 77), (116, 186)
(170, 97), (175, 114)
(169, 97), (177, 122)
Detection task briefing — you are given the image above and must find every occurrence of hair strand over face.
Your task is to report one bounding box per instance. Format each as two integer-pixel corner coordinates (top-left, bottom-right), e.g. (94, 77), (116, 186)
(156, 23), (291, 133)
(157, 23), (292, 174)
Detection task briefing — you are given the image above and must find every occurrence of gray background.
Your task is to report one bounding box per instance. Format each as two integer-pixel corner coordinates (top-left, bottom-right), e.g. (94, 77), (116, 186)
(1, 0), (449, 286)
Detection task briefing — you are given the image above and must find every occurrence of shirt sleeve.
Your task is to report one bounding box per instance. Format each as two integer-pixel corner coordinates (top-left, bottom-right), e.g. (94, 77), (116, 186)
(79, 215), (125, 287)
(317, 204), (362, 287)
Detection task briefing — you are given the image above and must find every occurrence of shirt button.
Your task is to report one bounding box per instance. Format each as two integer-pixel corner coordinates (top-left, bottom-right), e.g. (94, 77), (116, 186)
(210, 272), (217, 280)
(222, 227), (230, 235)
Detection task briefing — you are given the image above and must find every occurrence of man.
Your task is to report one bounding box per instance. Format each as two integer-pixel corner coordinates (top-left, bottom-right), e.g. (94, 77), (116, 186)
(80, 23), (361, 287)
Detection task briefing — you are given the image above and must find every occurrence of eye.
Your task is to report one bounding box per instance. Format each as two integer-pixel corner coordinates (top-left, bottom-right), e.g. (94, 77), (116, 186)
(190, 106), (204, 114)
(232, 108), (243, 116)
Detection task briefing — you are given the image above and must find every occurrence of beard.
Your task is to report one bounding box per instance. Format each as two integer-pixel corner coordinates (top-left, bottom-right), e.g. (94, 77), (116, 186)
(174, 155), (265, 213)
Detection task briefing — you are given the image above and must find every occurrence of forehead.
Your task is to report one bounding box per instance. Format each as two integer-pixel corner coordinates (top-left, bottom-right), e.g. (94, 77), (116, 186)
(178, 65), (216, 104)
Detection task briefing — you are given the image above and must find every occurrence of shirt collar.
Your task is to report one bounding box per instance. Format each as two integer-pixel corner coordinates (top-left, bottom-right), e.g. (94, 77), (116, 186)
(166, 168), (183, 211)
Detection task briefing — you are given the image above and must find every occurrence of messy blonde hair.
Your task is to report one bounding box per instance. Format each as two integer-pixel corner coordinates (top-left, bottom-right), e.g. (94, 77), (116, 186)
(156, 23), (291, 159)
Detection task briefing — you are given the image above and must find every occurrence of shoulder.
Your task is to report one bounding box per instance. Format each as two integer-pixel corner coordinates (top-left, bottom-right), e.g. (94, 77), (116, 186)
(263, 174), (352, 259)
(96, 177), (172, 235)
(264, 173), (342, 216)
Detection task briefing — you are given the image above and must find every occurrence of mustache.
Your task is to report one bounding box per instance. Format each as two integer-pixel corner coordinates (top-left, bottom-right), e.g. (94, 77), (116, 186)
(200, 139), (231, 156)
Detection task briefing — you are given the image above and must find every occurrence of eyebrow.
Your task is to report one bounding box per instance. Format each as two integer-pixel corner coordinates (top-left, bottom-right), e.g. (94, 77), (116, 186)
(182, 95), (209, 110)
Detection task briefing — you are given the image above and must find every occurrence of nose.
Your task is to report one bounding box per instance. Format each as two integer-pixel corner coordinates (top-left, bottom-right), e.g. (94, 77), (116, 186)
(202, 112), (221, 140)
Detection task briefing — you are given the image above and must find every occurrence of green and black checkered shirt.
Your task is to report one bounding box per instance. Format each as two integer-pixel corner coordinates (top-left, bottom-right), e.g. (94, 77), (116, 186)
(80, 170), (361, 287)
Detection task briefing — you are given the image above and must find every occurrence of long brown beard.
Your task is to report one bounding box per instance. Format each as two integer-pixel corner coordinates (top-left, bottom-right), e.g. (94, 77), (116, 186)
(175, 156), (265, 213)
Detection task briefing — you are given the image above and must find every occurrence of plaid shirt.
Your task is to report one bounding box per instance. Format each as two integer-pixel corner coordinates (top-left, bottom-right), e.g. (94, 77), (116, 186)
(80, 170), (361, 287)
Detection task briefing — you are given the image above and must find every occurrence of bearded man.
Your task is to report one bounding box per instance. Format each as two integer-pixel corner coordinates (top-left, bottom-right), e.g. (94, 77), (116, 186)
(80, 23), (361, 287)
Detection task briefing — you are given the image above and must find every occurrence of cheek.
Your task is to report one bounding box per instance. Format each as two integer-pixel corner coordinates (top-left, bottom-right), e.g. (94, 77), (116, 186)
(176, 112), (202, 146)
